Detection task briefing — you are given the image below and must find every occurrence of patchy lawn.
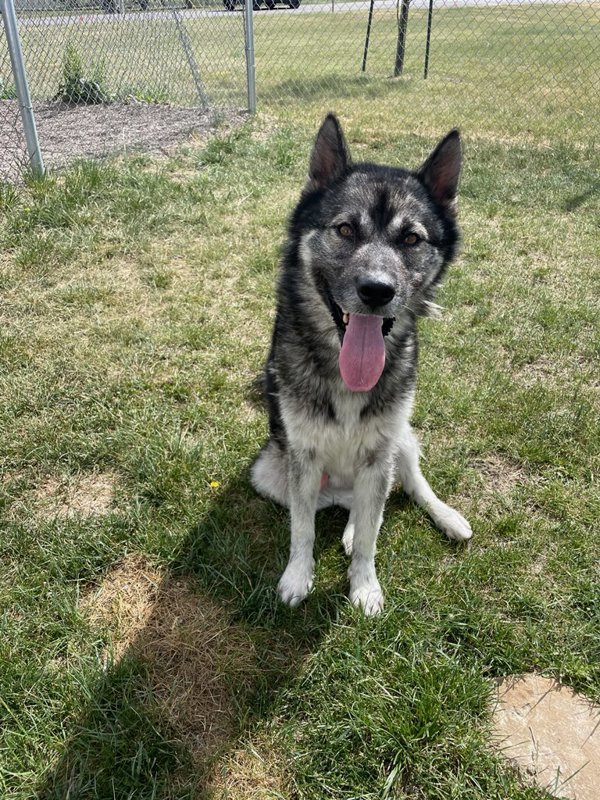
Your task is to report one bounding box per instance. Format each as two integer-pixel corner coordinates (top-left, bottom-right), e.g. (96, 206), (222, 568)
(0, 89), (598, 800)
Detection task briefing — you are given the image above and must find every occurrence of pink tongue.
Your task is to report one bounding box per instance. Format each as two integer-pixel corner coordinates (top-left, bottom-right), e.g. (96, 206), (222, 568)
(339, 314), (386, 392)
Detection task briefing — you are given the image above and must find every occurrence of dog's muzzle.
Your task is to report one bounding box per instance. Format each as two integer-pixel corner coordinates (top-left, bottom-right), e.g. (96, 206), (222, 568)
(325, 287), (394, 341)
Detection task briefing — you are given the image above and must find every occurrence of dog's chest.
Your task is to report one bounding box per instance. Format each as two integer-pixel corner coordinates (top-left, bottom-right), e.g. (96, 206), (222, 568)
(282, 390), (401, 477)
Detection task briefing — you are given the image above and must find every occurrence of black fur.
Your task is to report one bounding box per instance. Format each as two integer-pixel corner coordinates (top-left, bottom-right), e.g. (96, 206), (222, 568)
(251, 115), (471, 614)
(262, 123), (460, 436)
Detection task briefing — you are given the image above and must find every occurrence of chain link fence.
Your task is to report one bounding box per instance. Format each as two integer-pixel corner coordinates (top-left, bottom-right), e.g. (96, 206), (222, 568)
(1, 0), (249, 180)
(250, 0), (599, 140)
(2, 0), (599, 180)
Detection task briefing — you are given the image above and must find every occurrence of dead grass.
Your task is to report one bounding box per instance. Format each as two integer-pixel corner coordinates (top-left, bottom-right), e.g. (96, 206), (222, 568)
(207, 742), (288, 800)
(431, 450), (541, 524)
(516, 354), (599, 391)
(35, 470), (118, 520)
(515, 355), (562, 389)
(139, 576), (257, 761)
(80, 554), (259, 762)
(475, 453), (528, 502)
(79, 553), (161, 659)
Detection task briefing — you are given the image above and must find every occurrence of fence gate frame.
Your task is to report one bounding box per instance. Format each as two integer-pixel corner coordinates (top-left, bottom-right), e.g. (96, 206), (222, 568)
(1, 0), (44, 175)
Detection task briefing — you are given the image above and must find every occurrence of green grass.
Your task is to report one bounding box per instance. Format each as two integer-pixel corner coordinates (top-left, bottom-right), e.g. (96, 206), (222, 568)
(0, 78), (17, 100)
(1, 10), (599, 798)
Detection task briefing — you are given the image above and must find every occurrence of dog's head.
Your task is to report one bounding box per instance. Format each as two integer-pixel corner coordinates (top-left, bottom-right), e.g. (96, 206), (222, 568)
(291, 113), (462, 392)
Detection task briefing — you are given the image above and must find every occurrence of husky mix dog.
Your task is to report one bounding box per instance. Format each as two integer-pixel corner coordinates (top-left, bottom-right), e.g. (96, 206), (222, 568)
(251, 114), (472, 616)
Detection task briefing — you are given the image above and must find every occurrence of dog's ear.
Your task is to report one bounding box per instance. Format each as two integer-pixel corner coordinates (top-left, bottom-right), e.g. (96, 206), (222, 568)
(417, 129), (462, 215)
(308, 113), (351, 191)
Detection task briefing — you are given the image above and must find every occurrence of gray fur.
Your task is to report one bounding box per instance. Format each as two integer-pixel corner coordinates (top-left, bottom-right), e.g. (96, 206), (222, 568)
(251, 114), (472, 616)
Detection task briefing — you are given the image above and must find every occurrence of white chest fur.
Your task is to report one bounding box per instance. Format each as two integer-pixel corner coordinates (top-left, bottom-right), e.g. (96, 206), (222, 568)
(280, 388), (413, 485)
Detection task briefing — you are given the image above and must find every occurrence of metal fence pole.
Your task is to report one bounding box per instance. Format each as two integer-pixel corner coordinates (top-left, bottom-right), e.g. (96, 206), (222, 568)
(362, 0), (375, 72)
(423, 0), (433, 79)
(243, 0), (256, 114)
(1, 0), (44, 176)
(170, 7), (209, 110)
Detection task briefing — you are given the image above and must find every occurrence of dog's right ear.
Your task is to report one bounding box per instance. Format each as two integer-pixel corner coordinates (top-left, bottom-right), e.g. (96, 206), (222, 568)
(307, 113), (351, 191)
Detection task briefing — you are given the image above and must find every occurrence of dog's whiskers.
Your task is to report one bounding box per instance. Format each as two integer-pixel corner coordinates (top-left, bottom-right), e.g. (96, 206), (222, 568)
(423, 300), (445, 317)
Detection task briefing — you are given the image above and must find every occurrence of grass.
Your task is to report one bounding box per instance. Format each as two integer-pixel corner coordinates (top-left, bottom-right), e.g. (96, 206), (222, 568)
(0, 79), (17, 100)
(1, 6), (599, 799)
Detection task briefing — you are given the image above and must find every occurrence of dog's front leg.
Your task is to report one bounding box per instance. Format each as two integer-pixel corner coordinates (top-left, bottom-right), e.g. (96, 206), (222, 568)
(396, 425), (472, 541)
(348, 458), (392, 616)
(277, 449), (322, 608)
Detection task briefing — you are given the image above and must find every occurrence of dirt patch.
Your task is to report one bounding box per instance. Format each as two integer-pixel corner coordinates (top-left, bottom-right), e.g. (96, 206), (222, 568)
(81, 554), (258, 762)
(492, 674), (600, 799)
(517, 355), (599, 391)
(0, 100), (247, 182)
(35, 470), (117, 519)
(470, 453), (531, 515)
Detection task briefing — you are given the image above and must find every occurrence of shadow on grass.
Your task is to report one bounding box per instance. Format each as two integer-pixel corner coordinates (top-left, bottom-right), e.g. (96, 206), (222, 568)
(36, 462), (354, 798)
(32, 374), (423, 798)
(259, 73), (406, 107)
(563, 181), (599, 212)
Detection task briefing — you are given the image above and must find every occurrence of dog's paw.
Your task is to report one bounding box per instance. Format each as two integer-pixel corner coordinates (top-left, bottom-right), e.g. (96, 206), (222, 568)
(277, 561), (314, 608)
(349, 579), (384, 616)
(435, 504), (472, 542)
(342, 520), (355, 557)
(348, 561), (384, 616)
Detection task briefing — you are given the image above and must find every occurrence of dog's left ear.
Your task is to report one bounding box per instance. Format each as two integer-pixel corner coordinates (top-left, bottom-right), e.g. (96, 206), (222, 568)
(417, 129), (462, 215)
(307, 113), (351, 191)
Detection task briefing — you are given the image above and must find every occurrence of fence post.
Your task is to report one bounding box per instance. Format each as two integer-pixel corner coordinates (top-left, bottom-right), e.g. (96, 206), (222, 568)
(394, 0), (411, 77)
(243, 0), (256, 113)
(362, 0), (375, 72)
(423, 0), (433, 78)
(1, 0), (44, 176)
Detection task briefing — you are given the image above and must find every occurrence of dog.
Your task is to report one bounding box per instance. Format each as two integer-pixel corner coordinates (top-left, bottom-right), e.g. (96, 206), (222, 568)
(251, 114), (472, 616)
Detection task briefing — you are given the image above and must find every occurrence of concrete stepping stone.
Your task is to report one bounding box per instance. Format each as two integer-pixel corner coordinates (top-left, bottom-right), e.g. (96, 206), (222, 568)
(492, 674), (600, 799)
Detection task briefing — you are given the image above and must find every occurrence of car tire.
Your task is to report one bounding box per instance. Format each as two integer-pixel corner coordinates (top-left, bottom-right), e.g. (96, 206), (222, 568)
(288, 0), (300, 7)
(223, 0), (235, 8)
(265, 0), (275, 7)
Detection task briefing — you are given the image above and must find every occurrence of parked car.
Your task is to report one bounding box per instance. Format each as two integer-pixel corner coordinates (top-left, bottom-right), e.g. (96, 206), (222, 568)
(223, 0), (301, 9)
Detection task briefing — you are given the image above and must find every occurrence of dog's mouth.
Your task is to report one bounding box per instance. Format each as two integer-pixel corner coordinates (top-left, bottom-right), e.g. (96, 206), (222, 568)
(327, 293), (394, 393)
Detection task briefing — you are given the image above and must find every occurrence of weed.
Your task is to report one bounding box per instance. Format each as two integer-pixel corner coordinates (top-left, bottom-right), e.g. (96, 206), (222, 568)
(55, 42), (110, 105)
(0, 77), (17, 100)
(117, 84), (171, 105)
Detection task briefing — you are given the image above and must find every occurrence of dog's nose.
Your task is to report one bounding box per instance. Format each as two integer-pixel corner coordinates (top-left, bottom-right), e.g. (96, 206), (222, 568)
(356, 278), (396, 308)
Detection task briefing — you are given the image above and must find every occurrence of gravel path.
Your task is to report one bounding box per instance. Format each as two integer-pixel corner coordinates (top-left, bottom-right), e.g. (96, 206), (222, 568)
(1, 101), (247, 182)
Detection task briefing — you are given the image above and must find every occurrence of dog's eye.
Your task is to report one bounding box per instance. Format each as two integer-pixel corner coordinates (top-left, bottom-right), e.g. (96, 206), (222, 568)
(403, 232), (420, 246)
(337, 223), (354, 239)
